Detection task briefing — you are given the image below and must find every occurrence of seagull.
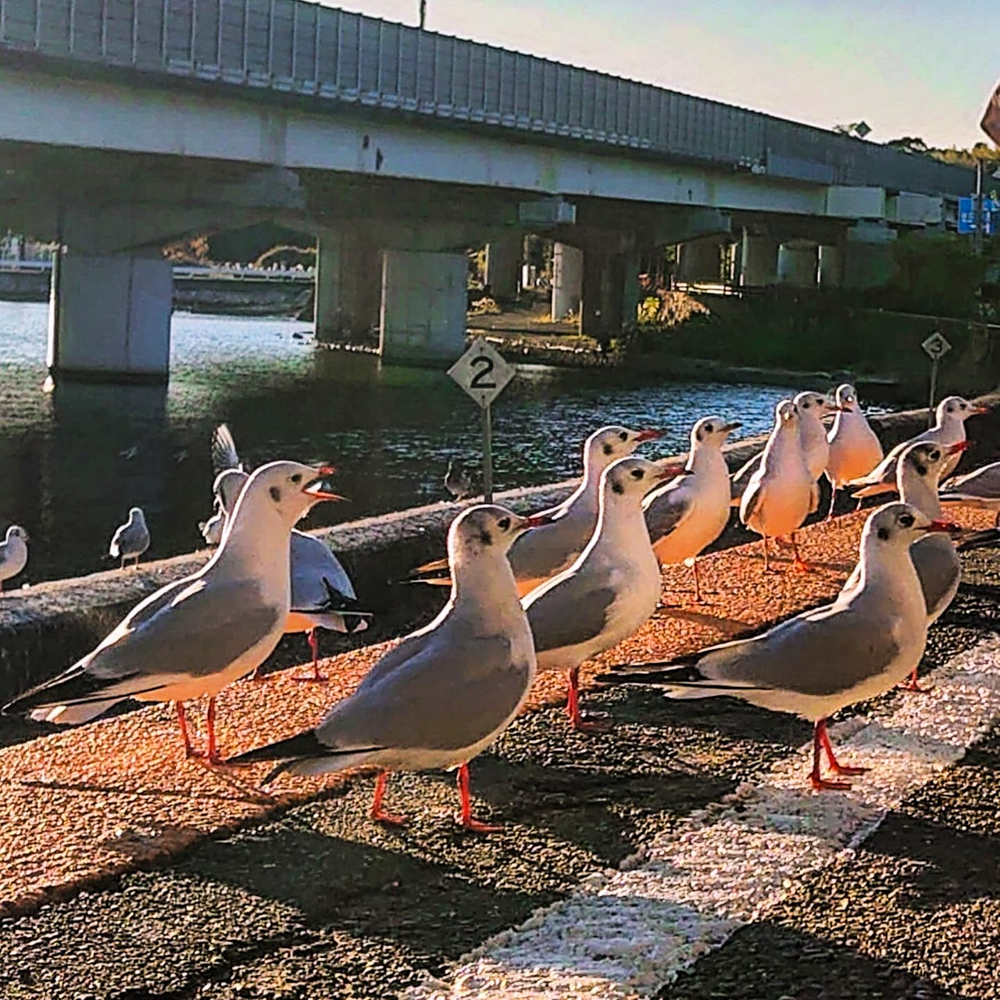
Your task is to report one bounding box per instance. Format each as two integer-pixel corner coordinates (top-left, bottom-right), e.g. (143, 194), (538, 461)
(730, 391), (839, 510)
(643, 416), (741, 602)
(444, 458), (475, 501)
(229, 505), (547, 832)
(825, 383), (884, 518)
(847, 396), (986, 500)
(0, 525), (29, 591)
(109, 507), (151, 570)
(198, 435), (370, 681)
(409, 425), (662, 595)
(740, 400), (814, 572)
(199, 424), (246, 545)
(596, 502), (961, 789)
(524, 455), (684, 731)
(3, 462), (343, 764)
(939, 460), (1000, 526)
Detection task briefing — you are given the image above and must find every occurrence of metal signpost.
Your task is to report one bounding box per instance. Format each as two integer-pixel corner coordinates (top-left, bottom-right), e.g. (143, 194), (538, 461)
(448, 338), (515, 502)
(921, 330), (952, 423)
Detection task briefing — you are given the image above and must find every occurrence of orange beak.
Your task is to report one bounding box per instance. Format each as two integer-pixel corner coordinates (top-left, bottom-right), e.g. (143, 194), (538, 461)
(972, 405), (991, 415)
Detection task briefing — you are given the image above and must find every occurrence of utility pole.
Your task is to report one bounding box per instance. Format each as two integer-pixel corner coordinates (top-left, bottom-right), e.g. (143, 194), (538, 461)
(419, 0), (426, 29)
(974, 157), (984, 256)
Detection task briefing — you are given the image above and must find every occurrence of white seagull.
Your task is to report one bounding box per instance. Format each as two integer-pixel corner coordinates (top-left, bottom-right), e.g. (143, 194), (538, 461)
(597, 502), (960, 789)
(740, 400), (815, 572)
(524, 455), (683, 731)
(3, 462), (343, 764)
(939, 460), (1000, 526)
(824, 383), (884, 517)
(409, 424), (662, 595)
(229, 505), (547, 833)
(109, 507), (151, 570)
(847, 395), (986, 499)
(643, 416), (741, 602)
(0, 525), (29, 591)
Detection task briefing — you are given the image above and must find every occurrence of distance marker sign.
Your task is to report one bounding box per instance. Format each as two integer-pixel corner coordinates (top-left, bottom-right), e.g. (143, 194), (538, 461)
(921, 331), (952, 361)
(448, 338), (515, 409)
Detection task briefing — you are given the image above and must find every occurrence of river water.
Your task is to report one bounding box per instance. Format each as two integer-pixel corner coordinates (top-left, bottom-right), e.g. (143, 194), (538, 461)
(1, 301), (814, 584)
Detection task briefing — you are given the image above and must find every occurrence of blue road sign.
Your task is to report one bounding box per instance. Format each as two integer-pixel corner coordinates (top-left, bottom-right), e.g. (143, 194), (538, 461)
(958, 196), (998, 235)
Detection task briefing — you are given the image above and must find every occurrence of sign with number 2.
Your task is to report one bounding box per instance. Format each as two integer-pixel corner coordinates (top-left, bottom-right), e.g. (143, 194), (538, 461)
(448, 338), (515, 408)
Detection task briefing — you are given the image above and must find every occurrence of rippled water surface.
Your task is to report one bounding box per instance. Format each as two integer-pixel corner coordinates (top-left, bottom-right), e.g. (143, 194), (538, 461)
(1, 301), (807, 583)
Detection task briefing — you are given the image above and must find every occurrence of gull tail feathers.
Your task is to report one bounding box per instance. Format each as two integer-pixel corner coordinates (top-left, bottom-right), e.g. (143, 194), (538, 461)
(594, 658), (762, 700)
(956, 527), (1000, 553)
(402, 555), (452, 587)
(227, 730), (386, 782)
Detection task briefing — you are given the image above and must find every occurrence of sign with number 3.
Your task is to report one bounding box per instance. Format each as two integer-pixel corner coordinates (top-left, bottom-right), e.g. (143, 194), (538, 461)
(448, 338), (516, 408)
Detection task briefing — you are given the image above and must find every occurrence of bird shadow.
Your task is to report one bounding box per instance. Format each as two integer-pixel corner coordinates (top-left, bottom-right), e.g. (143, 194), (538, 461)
(655, 607), (753, 637)
(18, 772), (273, 806)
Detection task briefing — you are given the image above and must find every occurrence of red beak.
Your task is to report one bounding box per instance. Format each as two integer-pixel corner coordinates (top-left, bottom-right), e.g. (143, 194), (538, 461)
(634, 429), (663, 442)
(521, 512), (556, 529)
(657, 463), (686, 480)
(921, 519), (962, 537)
(303, 465), (346, 502)
(972, 405), (991, 415)
(948, 440), (971, 454)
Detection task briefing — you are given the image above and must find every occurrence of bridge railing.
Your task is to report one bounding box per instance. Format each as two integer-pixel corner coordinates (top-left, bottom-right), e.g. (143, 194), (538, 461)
(0, 0), (974, 197)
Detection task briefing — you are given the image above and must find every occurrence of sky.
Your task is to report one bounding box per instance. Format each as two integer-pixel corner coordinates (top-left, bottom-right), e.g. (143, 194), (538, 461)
(333, 0), (998, 150)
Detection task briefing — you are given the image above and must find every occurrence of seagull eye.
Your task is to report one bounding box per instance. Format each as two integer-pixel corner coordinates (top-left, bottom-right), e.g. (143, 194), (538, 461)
(631, 469), (645, 480)
(290, 473), (302, 484)
(929, 450), (940, 462)
(619, 431), (629, 441)
(705, 424), (713, 433)
(497, 517), (510, 531)
(899, 512), (915, 528)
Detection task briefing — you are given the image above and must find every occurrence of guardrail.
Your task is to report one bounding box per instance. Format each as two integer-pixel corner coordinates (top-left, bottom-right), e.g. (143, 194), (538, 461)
(0, 259), (314, 281)
(0, 0), (975, 197)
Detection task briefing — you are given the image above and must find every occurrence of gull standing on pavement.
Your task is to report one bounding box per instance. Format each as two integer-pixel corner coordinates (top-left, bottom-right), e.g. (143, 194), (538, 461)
(524, 455), (684, 731)
(109, 507), (151, 570)
(848, 396), (986, 499)
(845, 440), (968, 691)
(3, 462), (343, 764)
(643, 416), (741, 602)
(0, 525), (28, 591)
(825, 383), (884, 518)
(196, 425), (371, 679)
(939, 460), (1000, 526)
(410, 425), (662, 594)
(597, 503), (960, 789)
(229, 505), (547, 832)
(740, 400), (815, 572)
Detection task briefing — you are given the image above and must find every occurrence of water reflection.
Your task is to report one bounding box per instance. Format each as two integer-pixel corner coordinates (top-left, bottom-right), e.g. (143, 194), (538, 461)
(0, 301), (812, 584)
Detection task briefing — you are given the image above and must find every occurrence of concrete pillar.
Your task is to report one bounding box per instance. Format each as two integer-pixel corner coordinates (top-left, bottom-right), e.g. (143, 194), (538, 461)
(677, 238), (721, 283)
(379, 250), (468, 367)
(740, 232), (779, 287)
(581, 250), (638, 348)
(484, 233), (521, 300)
(314, 231), (382, 343)
(551, 243), (583, 320)
(46, 250), (173, 382)
(818, 244), (844, 287)
(777, 242), (819, 287)
(843, 222), (897, 289)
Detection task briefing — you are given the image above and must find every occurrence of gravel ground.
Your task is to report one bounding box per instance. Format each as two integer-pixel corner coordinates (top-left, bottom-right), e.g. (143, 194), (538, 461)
(1, 524), (1000, 999)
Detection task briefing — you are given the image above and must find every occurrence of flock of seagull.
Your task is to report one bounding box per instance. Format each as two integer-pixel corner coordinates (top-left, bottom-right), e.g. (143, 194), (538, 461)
(2, 384), (1000, 828)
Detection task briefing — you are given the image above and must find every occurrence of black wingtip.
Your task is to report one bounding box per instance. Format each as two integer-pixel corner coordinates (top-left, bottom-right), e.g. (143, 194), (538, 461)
(227, 728), (330, 765)
(956, 527), (1000, 553)
(594, 660), (705, 687)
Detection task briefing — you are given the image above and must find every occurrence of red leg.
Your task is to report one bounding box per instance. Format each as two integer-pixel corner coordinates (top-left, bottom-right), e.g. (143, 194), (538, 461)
(204, 697), (221, 764)
(565, 665), (611, 733)
(456, 763), (501, 833)
(175, 701), (198, 759)
(293, 629), (328, 683)
(810, 720), (852, 790)
(692, 558), (703, 603)
(899, 667), (933, 693)
(369, 771), (408, 826)
(791, 532), (813, 573)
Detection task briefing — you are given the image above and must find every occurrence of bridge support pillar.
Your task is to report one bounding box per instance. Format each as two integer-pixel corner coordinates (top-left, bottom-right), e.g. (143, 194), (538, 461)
(677, 237), (722, 283)
(484, 234), (521, 300)
(314, 231), (382, 343)
(581, 249), (639, 350)
(843, 222), (897, 289)
(818, 244), (844, 287)
(551, 243), (583, 320)
(379, 250), (468, 367)
(740, 232), (779, 287)
(777, 242), (819, 287)
(47, 251), (173, 383)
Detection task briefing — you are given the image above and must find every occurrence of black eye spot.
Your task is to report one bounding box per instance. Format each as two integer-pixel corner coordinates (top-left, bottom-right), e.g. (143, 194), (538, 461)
(877, 527), (890, 541)
(899, 512), (915, 527)
(619, 431), (628, 441)
(479, 530), (493, 546)
(915, 463), (927, 477)
(696, 429), (704, 442)
(269, 486), (281, 502)
(947, 405), (955, 413)
(631, 469), (644, 479)
(803, 401), (811, 408)
(960, 403), (967, 409)
(929, 450), (940, 462)
(705, 424), (713, 433)
(603, 443), (614, 456)
(290, 473), (302, 484)
(498, 517), (510, 531)
(611, 479), (625, 495)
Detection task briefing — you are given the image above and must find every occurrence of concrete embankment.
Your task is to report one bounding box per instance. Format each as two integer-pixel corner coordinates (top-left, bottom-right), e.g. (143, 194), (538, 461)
(2, 392), (998, 703)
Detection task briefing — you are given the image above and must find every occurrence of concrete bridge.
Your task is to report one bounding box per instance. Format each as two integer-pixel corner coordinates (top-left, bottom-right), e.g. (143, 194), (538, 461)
(0, 0), (975, 379)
